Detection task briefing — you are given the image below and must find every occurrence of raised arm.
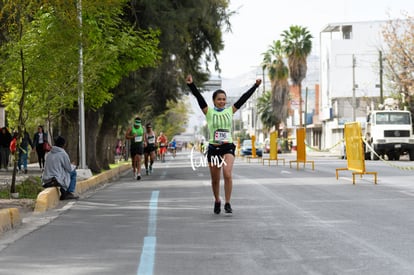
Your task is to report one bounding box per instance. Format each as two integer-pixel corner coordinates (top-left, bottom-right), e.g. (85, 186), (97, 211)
(232, 79), (262, 113)
(186, 75), (208, 115)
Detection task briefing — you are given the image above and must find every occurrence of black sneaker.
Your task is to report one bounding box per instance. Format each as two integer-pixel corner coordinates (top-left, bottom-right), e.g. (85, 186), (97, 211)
(224, 203), (232, 214)
(60, 191), (79, 200)
(63, 193), (79, 200)
(214, 201), (221, 214)
(137, 174), (141, 180)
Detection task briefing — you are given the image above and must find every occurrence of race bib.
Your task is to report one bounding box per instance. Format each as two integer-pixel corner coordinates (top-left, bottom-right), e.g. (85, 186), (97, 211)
(135, 136), (143, 142)
(214, 129), (230, 143)
(148, 137), (155, 144)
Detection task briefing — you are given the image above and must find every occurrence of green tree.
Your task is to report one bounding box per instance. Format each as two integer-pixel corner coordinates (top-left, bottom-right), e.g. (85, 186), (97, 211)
(0, 0), (45, 194)
(1, 1), (161, 173)
(152, 99), (189, 140)
(97, 0), (232, 168)
(124, 0), (232, 114)
(257, 91), (277, 131)
(281, 25), (312, 126)
(1, 0), (232, 174)
(261, 40), (290, 134)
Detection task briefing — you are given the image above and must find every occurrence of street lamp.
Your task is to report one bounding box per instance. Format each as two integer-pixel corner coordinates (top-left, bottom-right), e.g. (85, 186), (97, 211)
(77, 0), (91, 178)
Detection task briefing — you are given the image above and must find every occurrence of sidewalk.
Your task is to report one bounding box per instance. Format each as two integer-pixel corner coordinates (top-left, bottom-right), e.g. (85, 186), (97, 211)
(0, 163), (43, 188)
(0, 162), (130, 236)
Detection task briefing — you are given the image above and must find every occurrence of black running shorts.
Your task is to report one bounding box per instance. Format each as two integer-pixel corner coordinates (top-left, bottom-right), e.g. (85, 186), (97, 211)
(130, 143), (144, 157)
(144, 144), (156, 154)
(207, 143), (235, 163)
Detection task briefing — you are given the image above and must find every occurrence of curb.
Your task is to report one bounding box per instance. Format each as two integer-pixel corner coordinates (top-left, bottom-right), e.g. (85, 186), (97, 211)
(0, 208), (21, 235)
(34, 164), (130, 213)
(0, 164), (130, 236)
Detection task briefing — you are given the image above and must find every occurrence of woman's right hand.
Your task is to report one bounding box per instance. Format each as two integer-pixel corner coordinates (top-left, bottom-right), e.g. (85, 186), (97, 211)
(186, 74), (193, 84)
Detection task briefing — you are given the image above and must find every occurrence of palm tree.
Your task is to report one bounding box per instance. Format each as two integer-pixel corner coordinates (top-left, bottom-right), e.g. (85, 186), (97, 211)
(261, 40), (290, 135)
(281, 25), (313, 127)
(257, 91), (277, 132)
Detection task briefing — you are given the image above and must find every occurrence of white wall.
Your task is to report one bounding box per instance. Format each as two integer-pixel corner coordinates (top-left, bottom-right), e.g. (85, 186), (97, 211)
(320, 20), (390, 149)
(320, 21), (387, 120)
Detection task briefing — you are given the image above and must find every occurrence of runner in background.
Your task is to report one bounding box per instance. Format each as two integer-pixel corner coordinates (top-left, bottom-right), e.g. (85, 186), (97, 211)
(169, 138), (177, 158)
(144, 123), (157, 175)
(157, 132), (168, 163)
(125, 117), (144, 180)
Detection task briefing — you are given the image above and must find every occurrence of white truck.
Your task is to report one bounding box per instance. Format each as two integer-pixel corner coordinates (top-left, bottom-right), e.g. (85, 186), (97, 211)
(366, 104), (414, 161)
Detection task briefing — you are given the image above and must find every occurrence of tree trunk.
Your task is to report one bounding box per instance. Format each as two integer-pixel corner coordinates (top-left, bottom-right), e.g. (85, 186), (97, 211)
(85, 110), (101, 173)
(97, 110), (119, 170)
(61, 109), (80, 164)
(11, 45), (28, 194)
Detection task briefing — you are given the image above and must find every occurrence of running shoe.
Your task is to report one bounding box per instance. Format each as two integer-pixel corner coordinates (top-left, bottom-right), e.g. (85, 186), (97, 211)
(149, 165), (153, 174)
(146, 169), (149, 175)
(214, 201), (221, 214)
(224, 203), (232, 214)
(137, 173), (141, 180)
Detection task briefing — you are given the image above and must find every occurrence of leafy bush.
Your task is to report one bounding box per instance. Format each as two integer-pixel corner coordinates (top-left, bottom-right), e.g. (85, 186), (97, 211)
(0, 176), (43, 199)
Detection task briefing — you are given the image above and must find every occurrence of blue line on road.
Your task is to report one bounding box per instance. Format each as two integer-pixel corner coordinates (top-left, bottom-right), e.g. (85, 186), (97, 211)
(148, 191), (159, 236)
(137, 190), (159, 275)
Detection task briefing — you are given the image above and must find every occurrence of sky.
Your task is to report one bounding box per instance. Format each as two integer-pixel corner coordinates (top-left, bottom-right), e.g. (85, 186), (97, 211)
(215, 0), (414, 78)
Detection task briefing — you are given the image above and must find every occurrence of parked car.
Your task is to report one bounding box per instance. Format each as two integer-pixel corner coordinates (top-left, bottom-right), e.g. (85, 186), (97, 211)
(263, 138), (282, 154)
(240, 139), (263, 157)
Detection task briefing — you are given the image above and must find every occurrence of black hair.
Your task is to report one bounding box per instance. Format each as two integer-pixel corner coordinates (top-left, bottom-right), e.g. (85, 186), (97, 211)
(212, 89), (226, 101)
(55, 136), (65, 147)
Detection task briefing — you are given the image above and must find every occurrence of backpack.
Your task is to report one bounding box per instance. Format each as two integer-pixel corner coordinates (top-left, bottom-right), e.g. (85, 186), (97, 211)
(10, 138), (17, 153)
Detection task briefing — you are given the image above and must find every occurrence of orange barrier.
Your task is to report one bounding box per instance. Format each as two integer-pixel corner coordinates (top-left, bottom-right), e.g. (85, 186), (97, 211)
(336, 122), (377, 184)
(246, 135), (262, 162)
(262, 131), (285, 166)
(289, 128), (314, 170)
(251, 135), (257, 158)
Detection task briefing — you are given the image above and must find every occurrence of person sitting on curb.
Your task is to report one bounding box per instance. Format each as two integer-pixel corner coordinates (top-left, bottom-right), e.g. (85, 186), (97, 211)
(42, 136), (78, 200)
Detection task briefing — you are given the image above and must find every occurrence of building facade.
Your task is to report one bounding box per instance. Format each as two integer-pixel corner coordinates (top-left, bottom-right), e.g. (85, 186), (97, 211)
(319, 20), (388, 153)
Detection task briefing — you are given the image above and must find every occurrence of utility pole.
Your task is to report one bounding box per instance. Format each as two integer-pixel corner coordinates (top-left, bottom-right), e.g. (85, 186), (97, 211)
(77, 0), (86, 169)
(352, 54), (356, 122)
(304, 86), (308, 128)
(299, 84), (303, 127)
(77, 0), (92, 179)
(379, 50), (383, 104)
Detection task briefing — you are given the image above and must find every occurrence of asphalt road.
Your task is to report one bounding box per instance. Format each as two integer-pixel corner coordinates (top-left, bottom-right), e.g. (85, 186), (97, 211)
(1, 150), (414, 275)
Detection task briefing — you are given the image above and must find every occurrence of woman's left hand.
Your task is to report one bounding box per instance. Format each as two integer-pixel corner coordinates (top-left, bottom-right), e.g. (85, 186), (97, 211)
(186, 74), (193, 84)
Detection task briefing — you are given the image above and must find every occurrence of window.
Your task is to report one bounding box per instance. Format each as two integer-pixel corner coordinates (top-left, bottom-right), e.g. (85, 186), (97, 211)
(375, 112), (411, 125)
(342, 25), (352, 40)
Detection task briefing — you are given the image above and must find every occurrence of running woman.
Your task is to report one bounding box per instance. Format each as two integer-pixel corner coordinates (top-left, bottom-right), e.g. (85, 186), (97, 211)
(125, 117), (144, 180)
(186, 74), (262, 214)
(144, 123), (157, 175)
(157, 132), (168, 162)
